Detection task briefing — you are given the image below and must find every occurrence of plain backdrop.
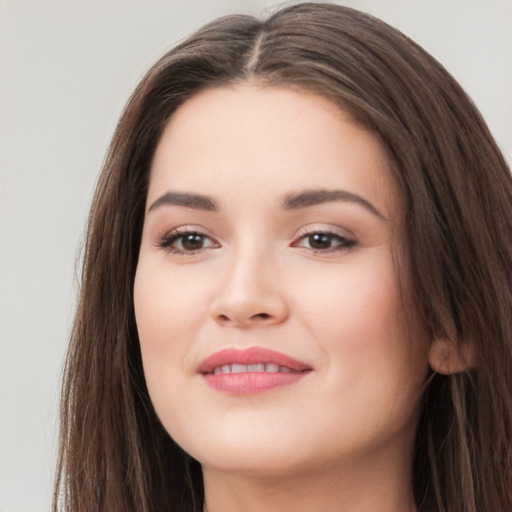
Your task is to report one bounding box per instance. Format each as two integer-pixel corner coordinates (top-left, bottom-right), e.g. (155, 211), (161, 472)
(0, 1), (510, 510)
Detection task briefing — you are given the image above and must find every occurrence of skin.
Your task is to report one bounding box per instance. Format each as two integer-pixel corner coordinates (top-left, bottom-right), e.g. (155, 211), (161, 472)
(134, 84), (433, 512)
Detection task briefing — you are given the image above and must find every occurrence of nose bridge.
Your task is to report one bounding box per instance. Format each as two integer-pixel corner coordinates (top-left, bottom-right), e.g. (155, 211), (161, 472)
(224, 244), (268, 299)
(211, 235), (288, 327)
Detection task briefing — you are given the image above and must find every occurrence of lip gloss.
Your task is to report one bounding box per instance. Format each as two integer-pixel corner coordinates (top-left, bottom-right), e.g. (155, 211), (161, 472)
(198, 347), (312, 395)
(203, 371), (307, 394)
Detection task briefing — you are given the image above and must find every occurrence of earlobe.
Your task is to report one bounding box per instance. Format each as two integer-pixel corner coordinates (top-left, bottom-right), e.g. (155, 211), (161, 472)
(428, 338), (477, 375)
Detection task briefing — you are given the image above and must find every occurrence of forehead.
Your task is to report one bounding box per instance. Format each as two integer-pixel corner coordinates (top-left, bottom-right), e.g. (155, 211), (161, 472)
(148, 84), (401, 220)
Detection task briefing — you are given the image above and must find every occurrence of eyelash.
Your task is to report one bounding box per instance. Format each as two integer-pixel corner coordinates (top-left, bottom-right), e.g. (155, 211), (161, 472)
(156, 228), (219, 255)
(156, 228), (356, 255)
(291, 229), (356, 253)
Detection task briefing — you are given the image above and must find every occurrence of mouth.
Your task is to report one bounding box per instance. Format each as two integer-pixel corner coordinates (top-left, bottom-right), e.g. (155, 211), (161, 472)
(211, 363), (295, 374)
(198, 347), (312, 395)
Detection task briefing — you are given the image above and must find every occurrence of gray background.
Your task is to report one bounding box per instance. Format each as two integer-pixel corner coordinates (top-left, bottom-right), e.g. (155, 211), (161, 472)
(1, 1), (511, 510)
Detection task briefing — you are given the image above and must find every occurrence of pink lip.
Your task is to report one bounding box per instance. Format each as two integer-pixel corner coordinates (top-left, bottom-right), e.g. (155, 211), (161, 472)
(198, 347), (312, 395)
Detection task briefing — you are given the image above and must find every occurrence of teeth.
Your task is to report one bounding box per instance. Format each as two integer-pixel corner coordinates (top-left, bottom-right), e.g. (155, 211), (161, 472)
(248, 363), (265, 372)
(231, 363), (247, 374)
(211, 363), (294, 374)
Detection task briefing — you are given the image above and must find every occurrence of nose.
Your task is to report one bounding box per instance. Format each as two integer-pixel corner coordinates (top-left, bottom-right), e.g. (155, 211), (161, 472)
(210, 250), (289, 329)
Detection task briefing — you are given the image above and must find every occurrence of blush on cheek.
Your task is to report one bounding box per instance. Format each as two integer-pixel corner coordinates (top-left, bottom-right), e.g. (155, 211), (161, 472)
(135, 272), (176, 337)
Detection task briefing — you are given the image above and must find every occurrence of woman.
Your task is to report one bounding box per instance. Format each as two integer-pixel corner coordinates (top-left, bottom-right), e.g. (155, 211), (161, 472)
(53, 3), (512, 511)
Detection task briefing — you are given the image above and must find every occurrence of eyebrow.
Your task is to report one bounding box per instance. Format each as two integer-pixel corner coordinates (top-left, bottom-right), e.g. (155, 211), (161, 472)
(148, 188), (386, 220)
(281, 189), (387, 220)
(148, 191), (218, 212)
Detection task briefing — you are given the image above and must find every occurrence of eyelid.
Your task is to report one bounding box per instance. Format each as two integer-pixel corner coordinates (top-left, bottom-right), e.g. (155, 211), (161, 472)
(291, 225), (357, 253)
(292, 223), (355, 240)
(155, 225), (221, 254)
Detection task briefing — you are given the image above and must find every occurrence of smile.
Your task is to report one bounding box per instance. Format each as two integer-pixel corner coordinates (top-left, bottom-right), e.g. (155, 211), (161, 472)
(212, 363), (293, 374)
(198, 347), (312, 395)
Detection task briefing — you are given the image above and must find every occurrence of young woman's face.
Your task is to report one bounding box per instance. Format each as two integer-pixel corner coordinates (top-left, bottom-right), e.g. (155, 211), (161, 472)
(134, 84), (431, 478)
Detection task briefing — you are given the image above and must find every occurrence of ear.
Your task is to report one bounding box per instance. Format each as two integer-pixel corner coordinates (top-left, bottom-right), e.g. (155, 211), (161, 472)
(429, 338), (477, 375)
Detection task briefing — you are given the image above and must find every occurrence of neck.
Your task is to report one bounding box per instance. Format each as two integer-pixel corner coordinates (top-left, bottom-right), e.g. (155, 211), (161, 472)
(202, 451), (418, 512)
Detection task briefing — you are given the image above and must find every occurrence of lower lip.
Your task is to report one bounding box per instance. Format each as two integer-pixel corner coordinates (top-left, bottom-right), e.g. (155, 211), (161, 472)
(202, 371), (309, 395)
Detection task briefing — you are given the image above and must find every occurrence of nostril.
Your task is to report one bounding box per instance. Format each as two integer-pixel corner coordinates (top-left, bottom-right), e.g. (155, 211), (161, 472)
(215, 312), (270, 324)
(253, 313), (271, 320)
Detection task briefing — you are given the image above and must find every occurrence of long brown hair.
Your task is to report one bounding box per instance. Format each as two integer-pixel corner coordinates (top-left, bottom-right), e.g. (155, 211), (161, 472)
(54, 3), (512, 511)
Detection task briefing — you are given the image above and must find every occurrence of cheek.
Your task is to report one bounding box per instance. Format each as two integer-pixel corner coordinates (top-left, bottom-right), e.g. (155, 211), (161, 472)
(133, 259), (210, 390)
(297, 253), (403, 347)
(134, 257), (208, 341)
(133, 260), (208, 430)
(297, 253), (429, 395)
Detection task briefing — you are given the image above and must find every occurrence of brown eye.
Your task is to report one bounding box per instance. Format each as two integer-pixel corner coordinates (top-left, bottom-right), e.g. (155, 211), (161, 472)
(293, 231), (356, 253)
(181, 233), (206, 251)
(158, 230), (219, 254)
(308, 233), (334, 250)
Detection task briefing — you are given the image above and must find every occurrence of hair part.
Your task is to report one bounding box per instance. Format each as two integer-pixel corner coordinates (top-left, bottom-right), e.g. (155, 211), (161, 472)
(54, 4), (512, 511)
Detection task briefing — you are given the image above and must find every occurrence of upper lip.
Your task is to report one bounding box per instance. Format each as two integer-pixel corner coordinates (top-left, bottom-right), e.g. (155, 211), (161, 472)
(198, 347), (312, 374)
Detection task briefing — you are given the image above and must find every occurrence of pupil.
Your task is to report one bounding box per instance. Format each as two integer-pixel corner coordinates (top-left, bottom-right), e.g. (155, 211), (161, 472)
(309, 233), (331, 249)
(182, 234), (203, 250)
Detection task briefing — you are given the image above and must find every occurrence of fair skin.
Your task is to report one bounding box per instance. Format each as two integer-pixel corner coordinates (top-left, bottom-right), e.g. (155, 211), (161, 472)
(134, 84), (434, 512)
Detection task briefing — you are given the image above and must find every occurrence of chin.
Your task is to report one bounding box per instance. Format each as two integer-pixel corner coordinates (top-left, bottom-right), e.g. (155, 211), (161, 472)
(197, 447), (310, 478)
(184, 426), (343, 481)
(172, 422), (311, 477)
